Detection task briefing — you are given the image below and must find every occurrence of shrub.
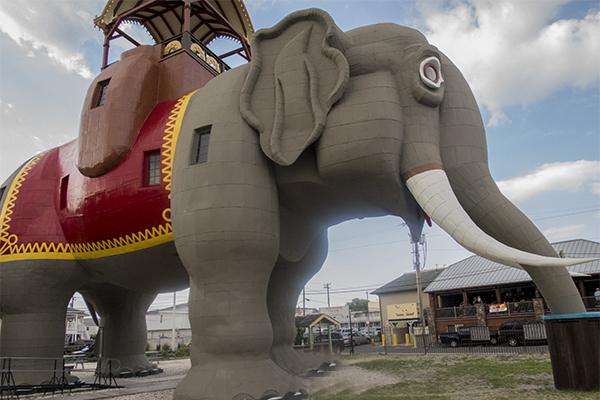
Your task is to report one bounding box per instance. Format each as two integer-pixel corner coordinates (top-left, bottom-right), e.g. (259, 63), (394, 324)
(294, 327), (305, 346)
(161, 343), (171, 358)
(175, 343), (190, 357)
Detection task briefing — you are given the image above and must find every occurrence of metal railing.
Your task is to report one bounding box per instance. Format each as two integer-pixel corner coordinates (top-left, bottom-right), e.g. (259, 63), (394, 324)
(435, 300), (537, 320)
(435, 305), (477, 319)
(0, 357), (121, 399)
(161, 33), (231, 74)
(582, 296), (600, 311)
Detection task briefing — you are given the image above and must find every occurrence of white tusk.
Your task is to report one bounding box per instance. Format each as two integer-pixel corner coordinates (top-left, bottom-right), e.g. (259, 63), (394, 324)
(405, 169), (598, 269)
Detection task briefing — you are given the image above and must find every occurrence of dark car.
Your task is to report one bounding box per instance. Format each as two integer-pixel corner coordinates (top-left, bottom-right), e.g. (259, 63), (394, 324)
(497, 320), (547, 346)
(438, 326), (498, 347)
(313, 333), (346, 354)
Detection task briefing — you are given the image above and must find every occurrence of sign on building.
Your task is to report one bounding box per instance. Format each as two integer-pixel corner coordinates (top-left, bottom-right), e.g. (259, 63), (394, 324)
(387, 303), (418, 320)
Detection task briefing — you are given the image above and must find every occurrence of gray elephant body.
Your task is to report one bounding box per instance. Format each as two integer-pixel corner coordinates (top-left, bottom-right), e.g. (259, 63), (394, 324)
(171, 9), (587, 400)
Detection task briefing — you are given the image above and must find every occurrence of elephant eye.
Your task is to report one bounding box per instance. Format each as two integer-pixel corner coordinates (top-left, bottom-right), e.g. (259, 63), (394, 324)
(419, 56), (443, 89)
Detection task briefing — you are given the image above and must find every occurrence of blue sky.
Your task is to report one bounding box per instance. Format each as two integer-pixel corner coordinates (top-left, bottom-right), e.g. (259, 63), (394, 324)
(1, 0), (598, 311)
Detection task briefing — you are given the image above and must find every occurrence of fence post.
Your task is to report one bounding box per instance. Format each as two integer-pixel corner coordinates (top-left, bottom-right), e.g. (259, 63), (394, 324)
(533, 298), (545, 322)
(476, 303), (487, 327)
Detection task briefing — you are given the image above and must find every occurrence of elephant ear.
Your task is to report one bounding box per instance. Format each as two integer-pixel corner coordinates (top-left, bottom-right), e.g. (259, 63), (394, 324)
(241, 9), (351, 166)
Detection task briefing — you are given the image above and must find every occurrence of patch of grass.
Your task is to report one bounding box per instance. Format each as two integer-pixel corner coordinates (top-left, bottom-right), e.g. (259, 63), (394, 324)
(313, 353), (599, 400)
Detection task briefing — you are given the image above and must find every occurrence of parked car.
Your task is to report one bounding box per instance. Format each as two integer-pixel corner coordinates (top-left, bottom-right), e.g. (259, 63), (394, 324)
(359, 328), (378, 336)
(342, 332), (372, 346)
(312, 333), (346, 354)
(64, 339), (93, 354)
(72, 342), (95, 357)
(438, 326), (498, 347)
(497, 320), (547, 347)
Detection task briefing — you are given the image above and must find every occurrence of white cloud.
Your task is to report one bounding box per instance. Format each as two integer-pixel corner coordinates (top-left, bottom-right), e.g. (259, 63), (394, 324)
(418, 1), (600, 123)
(0, 98), (14, 113)
(497, 160), (600, 202)
(542, 224), (586, 241)
(0, 1), (99, 79)
(487, 110), (510, 128)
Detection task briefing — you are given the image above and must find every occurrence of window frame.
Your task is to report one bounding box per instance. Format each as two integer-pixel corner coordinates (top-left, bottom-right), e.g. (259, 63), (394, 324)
(144, 150), (162, 186)
(94, 79), (111, 108)
(191, 126), (211, 165)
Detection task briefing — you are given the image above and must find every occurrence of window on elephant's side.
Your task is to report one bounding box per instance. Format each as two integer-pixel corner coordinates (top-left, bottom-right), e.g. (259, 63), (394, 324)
(192, 126), (211, 165)
(60, 175), (69, 210)
(145, 150), (161, 186)
(94, 79), (110, 108)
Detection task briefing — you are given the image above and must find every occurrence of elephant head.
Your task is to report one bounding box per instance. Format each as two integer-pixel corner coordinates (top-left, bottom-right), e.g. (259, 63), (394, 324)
(239, 9), (593, 314)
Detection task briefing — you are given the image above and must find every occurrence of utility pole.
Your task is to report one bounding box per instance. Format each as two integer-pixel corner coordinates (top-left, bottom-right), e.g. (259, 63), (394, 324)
(348, 308), (354, 354)
(323, 283), (331, 307)
(303, 288), (306, 316)
(366, 291), (370, 332)
(171, 292), (176, 350)
(413, 235), (425, 328)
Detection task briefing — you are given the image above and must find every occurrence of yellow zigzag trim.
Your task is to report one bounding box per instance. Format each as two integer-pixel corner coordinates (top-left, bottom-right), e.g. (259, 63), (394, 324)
(0, 152), (47, 256)
(0, 93), (196, 262)
(162, 91), (196, 199)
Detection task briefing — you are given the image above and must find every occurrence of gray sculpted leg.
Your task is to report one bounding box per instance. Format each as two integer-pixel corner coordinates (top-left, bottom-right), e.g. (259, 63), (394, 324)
(173, 235), (304, 400)
(172, 70), (306, 399)
(268, 232), (329, 375)
(0, 259), (87, 384)
(79, 283), (157, 375)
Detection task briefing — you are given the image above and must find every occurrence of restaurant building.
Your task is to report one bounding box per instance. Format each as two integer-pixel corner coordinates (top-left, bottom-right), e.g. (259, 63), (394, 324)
(424, 239), (599, 337)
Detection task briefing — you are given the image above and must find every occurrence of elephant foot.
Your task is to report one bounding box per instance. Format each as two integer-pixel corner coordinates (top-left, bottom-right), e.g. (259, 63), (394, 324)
(174, 357), (308, 400)
(99, 354), (157, 377)
(270, 345), (324, 376)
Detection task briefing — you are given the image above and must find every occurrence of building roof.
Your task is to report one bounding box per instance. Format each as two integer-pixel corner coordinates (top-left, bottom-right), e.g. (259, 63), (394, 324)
(372, 268), (447, 296)
(424, 239), (600, 293)
(295, 313), (339, 328)
(95, 0), (254, 46)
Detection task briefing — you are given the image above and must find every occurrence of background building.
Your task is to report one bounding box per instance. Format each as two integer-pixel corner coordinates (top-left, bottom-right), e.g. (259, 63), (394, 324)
(372, 268), (446, 326)
(146, 303), (191, 350)
(320, 302), (381, 330)
(424, 239), (599, 337)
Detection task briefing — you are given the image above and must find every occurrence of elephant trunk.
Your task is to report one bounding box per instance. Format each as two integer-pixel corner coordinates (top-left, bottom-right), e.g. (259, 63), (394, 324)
(406, 55), (589, 314)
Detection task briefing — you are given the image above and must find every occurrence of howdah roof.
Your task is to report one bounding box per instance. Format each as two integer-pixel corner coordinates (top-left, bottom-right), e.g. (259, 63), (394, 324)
(95, 0), (254, 46)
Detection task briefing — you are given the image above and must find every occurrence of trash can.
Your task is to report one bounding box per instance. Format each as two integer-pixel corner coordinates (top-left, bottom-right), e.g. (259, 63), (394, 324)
(544, 312), (600, 391)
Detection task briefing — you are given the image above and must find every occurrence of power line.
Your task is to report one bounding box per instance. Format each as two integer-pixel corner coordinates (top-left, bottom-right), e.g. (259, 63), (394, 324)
(533, 208), (600, 221)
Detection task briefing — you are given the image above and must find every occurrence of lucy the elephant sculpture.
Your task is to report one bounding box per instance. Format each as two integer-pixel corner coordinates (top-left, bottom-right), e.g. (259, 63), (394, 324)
(170, 8), (593, 400)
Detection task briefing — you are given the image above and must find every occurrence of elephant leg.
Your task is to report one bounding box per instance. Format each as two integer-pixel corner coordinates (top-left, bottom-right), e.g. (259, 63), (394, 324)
(0, 259), (87, 384)
(78, 283), (157, 376)
(268, 232), (329, 375)
(173, 237), (305, 400)
(173, 187), (303, 397)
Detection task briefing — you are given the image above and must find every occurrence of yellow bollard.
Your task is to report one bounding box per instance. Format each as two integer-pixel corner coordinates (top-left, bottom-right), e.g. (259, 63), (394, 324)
(414, 336), (418, 348)
(405, 333), (410, 346)
(393, 334), (398, 346)
(382, 334), (386, 346)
